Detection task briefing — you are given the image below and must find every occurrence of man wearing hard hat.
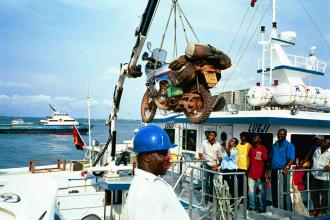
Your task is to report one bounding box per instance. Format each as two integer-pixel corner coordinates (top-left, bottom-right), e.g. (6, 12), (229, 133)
(123, 125), (190, 220)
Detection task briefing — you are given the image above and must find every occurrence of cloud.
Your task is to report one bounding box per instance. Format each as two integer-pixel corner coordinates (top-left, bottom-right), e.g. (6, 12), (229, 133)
(0, 93), (113, 118)
(0, 81), (31, 88)
(6, 94), (52, 104)
(54, 96), (75, 102)
(102, 99), (112, 107)
(101, 66), (120, 80)
(0, 94), (10, 100)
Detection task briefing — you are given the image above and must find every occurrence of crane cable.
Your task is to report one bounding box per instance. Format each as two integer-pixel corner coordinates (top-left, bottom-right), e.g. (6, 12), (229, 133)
(177, 1), (189, 44)
(227, 5), (251, 55)
(177, 2), (200, 43)
(229, 3), (259, 73)
(159, 0), (200, 59)
(217, 3), (261, 94)
(159, 3), (175, 50)
(298, 0), (330, 51)
(218, 1), (271, 94)
(173, 1), (178, 59)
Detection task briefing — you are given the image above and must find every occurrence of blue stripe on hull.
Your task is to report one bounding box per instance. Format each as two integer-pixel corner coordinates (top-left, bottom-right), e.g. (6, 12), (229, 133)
(173, 116), (330, 128)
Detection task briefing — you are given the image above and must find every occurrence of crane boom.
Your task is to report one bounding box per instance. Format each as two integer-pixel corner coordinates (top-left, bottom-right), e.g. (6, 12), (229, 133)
(92, 0), (160, 165)
(127, 0), (160, 78)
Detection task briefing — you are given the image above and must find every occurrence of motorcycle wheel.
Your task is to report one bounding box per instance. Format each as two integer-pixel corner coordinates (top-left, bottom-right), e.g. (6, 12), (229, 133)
(183, 83), (212, 124)
(141, 91), (157, 123)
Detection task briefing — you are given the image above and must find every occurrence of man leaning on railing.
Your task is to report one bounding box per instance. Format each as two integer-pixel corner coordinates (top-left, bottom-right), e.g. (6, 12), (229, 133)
(310, 138), (330, 217)
(199, 130), (222, 205)
(268, 128), (295, 210)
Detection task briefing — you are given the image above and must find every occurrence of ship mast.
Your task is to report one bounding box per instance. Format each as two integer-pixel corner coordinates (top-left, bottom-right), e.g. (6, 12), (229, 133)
(87, 84), (92, 161)
(269, 0), (277, 90)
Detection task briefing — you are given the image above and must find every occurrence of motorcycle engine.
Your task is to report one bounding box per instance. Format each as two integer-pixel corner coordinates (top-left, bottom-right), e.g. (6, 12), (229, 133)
(156, 80), (169, 105)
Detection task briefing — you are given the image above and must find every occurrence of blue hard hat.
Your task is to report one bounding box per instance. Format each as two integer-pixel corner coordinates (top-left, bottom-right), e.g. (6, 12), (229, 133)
(133, 125), (175, 153)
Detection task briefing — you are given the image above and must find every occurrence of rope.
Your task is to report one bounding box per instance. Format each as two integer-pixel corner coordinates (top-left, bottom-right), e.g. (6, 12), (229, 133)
(218, 2), (271, 94)
(159, 3), (175, 49)
(177, 3), (200, 43)
(177, 2), (189, 44)
(218, 3), (260, 94)
(230, 3), (259, 72)
(173, 0), (178, 59)
(298, 0), (330, 51)
(227, 5), (251, 55)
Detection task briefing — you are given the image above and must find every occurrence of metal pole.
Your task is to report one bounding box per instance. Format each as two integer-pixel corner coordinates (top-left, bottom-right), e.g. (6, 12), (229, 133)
(234, 175), (238, 219)
(87, 87), (92, 149)
(189, 169), (193, 219)
(87, 89), (93, 166)
(328, 171), (330, 213)
(104, 191), (107, 220)
(307, 172), (310, 210)
(243, 175), (247, 219)
(110, 191), (114, 220)
(278, 170), (282, 209)
(272, 0), (276, 24)
(286, 173), (290, 211)
(261, 26), (265, 87)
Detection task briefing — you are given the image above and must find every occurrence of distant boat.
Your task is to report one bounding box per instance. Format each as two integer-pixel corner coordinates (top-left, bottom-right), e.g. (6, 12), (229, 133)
(10, 119), (33, 126)
(0, 107), (92, 135)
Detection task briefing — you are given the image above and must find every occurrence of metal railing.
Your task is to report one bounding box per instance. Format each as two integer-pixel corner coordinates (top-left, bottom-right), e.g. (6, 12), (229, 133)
(257, 54), (327, 73)
(287, 54), (327, 73)
(279, 167), (330, 217)
(168, 161), (247, 220)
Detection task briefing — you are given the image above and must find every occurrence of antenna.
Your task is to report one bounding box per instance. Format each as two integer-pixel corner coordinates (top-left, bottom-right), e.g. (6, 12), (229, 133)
(261, 26), (266, 87)
(269, 0), (277, 90)
(86, 82), (92, 161)
(309, 46), (316, 56)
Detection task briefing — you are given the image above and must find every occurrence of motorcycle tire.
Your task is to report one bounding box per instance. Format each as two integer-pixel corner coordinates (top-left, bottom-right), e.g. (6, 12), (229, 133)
(183, 83), (212, 124)
(141, 90), (157, 123)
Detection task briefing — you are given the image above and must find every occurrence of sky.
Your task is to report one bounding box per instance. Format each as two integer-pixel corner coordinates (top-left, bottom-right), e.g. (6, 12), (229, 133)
(0, 0), (329, 119)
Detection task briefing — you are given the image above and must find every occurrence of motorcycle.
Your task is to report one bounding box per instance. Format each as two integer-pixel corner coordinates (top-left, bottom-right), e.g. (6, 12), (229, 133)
(140, 47), (226, 124)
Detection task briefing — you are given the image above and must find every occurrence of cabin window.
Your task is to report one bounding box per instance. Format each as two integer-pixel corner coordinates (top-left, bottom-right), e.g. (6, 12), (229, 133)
(182, 129), (197, 151)
(64, 120), (75, 122)
(164, 129), (175, 144)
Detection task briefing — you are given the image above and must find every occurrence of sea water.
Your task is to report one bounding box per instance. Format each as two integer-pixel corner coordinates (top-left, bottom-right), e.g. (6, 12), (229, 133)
(0, 117), (142, 169)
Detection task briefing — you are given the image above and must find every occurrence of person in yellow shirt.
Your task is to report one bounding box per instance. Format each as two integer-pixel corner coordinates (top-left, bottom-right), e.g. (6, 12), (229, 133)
(236, 132), (252, 198)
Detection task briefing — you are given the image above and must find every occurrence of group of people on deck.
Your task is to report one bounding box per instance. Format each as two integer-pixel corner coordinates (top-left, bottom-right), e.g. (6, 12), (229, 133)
(199, 130), (282, 213)
(124, 125), (330, 220)
(199, 128), (330, 216)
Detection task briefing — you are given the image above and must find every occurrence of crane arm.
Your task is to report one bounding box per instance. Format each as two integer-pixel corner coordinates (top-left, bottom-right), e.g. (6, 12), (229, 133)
(93, 1), (160, 165)
(127, 0), (160, 78)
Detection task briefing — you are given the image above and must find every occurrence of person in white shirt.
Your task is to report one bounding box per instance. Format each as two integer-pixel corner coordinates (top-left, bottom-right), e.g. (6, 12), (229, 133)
(311, 138), (330, 216)
(199, 131), (222, 204)
(123, 125), (190, 220)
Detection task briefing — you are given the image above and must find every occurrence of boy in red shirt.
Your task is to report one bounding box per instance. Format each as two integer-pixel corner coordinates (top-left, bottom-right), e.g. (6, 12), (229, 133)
(247, 134), (268, 212)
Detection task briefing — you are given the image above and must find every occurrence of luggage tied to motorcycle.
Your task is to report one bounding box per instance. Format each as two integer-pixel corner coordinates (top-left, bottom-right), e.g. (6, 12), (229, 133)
(168, 43), (231, 87)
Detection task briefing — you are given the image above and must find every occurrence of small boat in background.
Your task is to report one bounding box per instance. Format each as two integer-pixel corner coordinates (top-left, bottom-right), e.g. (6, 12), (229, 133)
(0, 106), (91, 135)
(11, 119), (33, 126)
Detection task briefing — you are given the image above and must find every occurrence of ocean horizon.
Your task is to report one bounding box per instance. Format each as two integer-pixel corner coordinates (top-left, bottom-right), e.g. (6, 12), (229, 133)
(0, 116), (142, 169)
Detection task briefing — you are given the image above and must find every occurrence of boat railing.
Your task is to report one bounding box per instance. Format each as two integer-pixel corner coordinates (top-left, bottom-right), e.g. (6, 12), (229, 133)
(286, 54), (327, 73)
(279, 167), (330, 217)
(257, 54), (327, 73)
(166, 160), (247, 220)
